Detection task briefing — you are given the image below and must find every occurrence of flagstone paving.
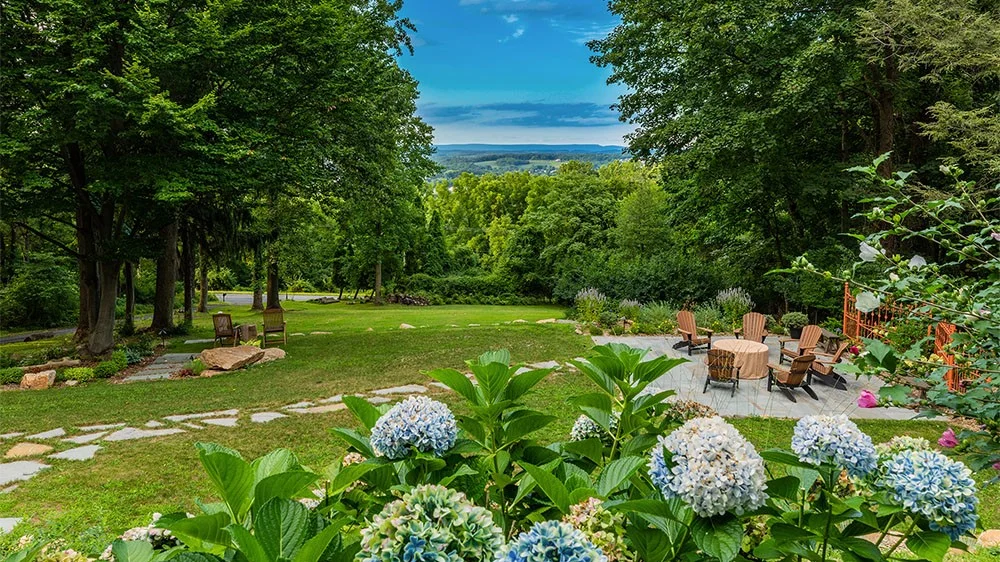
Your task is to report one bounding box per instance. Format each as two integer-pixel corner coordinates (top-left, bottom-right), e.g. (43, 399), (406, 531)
(0, 517), (22, 534)
(122, 353), (196, 382)
(372, 384), (427, 395)
(250, 412), (287, 424)
(78, 423), (125, 432)
(201, 418), (238, 428)
(0, 461), (49, 486)
(49, 445), (101, 461)
(104, 428), (186, 442)
(64, 431), (108, 444)
(163, 409), (239, 422)
(26, 428), (66, 440)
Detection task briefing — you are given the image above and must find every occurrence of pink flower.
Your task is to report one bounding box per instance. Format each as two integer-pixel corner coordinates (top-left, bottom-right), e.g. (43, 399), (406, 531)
(938, 427), (959, 448)
(849, 345), (860, 356)
(857, 390), (878, 408)
(993, 461), (1000, 471)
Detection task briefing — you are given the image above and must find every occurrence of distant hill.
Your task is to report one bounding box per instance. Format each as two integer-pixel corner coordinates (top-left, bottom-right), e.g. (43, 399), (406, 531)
(429, 144), (628, 180)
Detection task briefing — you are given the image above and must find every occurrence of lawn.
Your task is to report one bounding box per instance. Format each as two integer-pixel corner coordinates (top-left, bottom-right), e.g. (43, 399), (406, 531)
(1, 303), (998, 560)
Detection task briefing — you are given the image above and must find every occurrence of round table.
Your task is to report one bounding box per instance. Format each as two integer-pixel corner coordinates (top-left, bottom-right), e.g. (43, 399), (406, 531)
(712, 339), (770, 380)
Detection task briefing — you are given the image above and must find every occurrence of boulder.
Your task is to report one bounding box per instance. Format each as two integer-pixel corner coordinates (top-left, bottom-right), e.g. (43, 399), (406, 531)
(4, 443), (53, 459)
(200, 369), (227, 378)
(199, 346), (264, 371)
(257, 348), (286, 363)
(536, 318), (557, 324)
(400, 323), (416, 329)
(978, 529), (1000, 549)
(23, 359), (81, 374)
(20, 370), (56, 390)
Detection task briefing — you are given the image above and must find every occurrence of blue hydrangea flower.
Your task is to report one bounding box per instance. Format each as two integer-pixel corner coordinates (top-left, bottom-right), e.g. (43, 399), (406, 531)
(370, 396), (458, 460)
(877, 449), (979, 540)
(500, 521), (607, 562)
(791, 415), (877, 478)
(648, 416), (767, 518)
(357, 485), (503, 562)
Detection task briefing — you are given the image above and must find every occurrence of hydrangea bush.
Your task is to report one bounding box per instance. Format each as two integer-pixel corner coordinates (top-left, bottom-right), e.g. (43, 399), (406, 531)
(791, 415), (877, 478)
(875, 435), (931, 461)
(500, 521), (607, 562)
(357, 484), (504, 562)
(562, 499), (633, 562)
(649, 416), (768, 517)
(369, 396), (458, 460)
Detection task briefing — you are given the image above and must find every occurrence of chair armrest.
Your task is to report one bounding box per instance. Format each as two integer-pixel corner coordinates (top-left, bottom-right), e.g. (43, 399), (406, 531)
(699, 328), (714, 335)
(778, 337), (797, 350)
(678, 329), (693, 337)
(734, 328), (743, 338)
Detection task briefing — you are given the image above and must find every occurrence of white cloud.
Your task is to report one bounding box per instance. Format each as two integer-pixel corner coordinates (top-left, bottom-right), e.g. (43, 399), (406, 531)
(503, 14), (519, 23)
(498, 26), (526, 42)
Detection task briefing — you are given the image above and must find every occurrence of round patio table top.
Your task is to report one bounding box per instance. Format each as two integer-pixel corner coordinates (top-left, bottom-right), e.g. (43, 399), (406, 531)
(712, 339), (770, 380)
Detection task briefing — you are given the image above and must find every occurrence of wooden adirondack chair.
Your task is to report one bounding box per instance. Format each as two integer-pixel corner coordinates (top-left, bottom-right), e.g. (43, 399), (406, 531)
(767, 355), (818, 402)
(677, 310), (712, 355)
(213, 313), (237, 347)
(734, 312), (768, 343)
(261, 308), (287, 348)
(779, 325), (821, 364)
(704, 349), (740, 396)
(810, 342), (850, 390)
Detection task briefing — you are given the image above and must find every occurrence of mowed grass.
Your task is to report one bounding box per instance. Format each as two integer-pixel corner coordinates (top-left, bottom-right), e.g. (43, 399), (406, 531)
(1, 303), (998, 560)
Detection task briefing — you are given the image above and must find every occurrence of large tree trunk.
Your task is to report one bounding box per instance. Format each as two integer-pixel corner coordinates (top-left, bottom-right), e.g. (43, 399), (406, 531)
(181, 221), (194, 324)
(198, 243), (209, 313)
(123, 261), (135, 332)
(151, 220), (178, 331)
(374, 260), (383, 305)
(75, 205), (99, 342)
(88, 259), (121, 355)
(250, 248), (265, 311)
(266, 258), (281, 309)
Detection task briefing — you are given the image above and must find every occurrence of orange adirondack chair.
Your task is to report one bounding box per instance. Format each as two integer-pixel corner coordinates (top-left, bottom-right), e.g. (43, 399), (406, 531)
(677, 310), (712, 355)
(767, 355), (818, 402)
(213, 313), (237, 347)
(734, 312), (768, 343)
(704, 349), (740, 396)
(779, 325), (821, 364)
(262, 308), (287, 348)
(810, 342), (850, 390)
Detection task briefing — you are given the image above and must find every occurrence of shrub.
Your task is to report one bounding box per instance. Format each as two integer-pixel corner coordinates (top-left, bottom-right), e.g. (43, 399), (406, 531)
(110, 350), (128, 371)
(694, 304), (725, 333)
(93, 353), (127, 379)
(0, 367), (23, 385)
(618, 299), (641, 321)
(780, 311), (809, 330)
(636, 302), (677, 334)
(0, 253), (79, 329)
(715, 287), (754, 327)
(598, 310), (619, 327)
(588, 325), (604, 336)
(61, 367), (96, 382)
(575, 287), (607, 323)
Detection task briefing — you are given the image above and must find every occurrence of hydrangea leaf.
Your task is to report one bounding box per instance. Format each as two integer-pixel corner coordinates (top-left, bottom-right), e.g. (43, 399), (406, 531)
(689, 515), (742, 562)
(109, 540), (154, 562)
(906, 531), (951, 562)
(596, 456), (646, 497)
(520, 462), (571, 513)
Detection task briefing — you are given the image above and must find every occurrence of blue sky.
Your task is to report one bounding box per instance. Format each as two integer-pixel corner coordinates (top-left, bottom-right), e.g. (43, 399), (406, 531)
(397, 0), (631, 146)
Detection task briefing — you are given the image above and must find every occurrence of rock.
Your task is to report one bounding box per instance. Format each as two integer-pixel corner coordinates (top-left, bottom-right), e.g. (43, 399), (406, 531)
(977, 529), (1000, 548)
(467, 323), (480, 327)
(4, 443), (53, 459)
(319, 395), (343, 403)
(49, 445), (101, 461)
(308, 296), (339, 304)
(366, 327), (374, 332)
(536, 318), (557, 324)
(201, 418), (238, 427)
(512, 319), (527, 324)
(22, 358), (80, 374)
(20, 370), (56, 390)
(200, 369), (227, 378)
(250, 412), (287, 423)
(283, 401), (314, 409)
(0, 517), (22, 534)
(0, 433), (24, 441)
(400, 323), (416, 329)
(199, 346), (264, 371)
(26, 428), (65, 440)
(257, 348), (286, 363)
(163, 409), (239, 422)
(310, 331), (331, 335)
(286, 403), (347, 414)
(373, 384), (427, 395)
(145, 420), (164, 428)
(367, 396), (391, 405)
(0, 460), (49, 486)
(78, 423), (125, 432)
(63, 432), (108, 444)
(104, 427), (185, 442)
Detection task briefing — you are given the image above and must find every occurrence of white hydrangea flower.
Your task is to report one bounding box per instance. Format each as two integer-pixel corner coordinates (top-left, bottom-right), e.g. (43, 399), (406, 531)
(792, 415), (877, 478)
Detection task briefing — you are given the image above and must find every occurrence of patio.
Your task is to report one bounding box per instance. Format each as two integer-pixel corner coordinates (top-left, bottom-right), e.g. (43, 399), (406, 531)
(593, 335), (920, 420)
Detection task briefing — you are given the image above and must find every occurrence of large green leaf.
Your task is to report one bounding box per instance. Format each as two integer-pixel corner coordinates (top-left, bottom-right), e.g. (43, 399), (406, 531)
(253, 498), (312, 562)
(906, 531), (952, 562)
(109, 541), (154, 562)
(505, 367), (553, 400)
(520, 462), (571, 513)
(567, 359), (616, 396)
(342, 396), (384, 430)
(472, 361), (512, 403)
(689, 515), (742, 562)
(596, 456), (645, 497)
(329, 428), (374, 457)
(292, 524), (341, 562)
(252, 449), (301, 483)
(328, 461), (381, 494)
(568, 393), (614, 430)
(198, 448), (255, 521)
(164, 513), (232, 554)
(504, 412), (556, 441)
(253, 471), (319, 511)
(562, 438), (604, 464)
(227, 525), (270, 562)
(425, 368), (478, 404)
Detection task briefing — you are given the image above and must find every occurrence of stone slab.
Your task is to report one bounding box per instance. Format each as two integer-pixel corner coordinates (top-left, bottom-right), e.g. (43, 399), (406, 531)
(283, 401), (314, 409)
(1, 485), (17, 494)
(144, 420), (164, 428)
(0, 460), (49, 486)
(5, 443), (53, 459)
(400, 323), (416, 329)
(286, 403), (347, 415)
(49, 445), (101, 461)
(250, 412), (287, 424)
(372, 384), (427, 395)
(104, 428), (185, 442)
(310, 331), (331, 335)
(183, 339), (215, 344)
(257, 348), (286, 363)
(26, 428), (65, 440)
(200, 346), (263, 371)
(163, 409), (238, 422)
(155, 353), (197, 364)
(367, 396), (390, 405)
(0, 433), (24, 441)
(78, 423), (125, 432)
(318, 395), (343, 403)
(181, 423), (204, 430)
(123, 372), (172, 382)
(0, 517), (21, 534)
(63, 432), (108, 444)
(201, 418), (238, 427)
(430, 382), (451, 391)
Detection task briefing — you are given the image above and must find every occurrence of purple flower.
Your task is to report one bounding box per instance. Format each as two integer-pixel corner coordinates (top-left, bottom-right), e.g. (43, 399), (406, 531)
(938, 428), (958, 449)
(857, 390), (877, 408)
(992, 461), (1000, 471)
(991, 232), (1000, 241)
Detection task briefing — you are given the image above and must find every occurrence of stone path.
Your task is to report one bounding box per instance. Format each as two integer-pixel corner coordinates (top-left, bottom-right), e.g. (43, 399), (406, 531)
(122, 353), (196, 382)
(593, 335), (919, 420)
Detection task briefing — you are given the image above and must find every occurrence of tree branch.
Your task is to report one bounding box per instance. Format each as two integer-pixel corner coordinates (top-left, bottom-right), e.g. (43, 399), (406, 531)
(14, 222), (82, 259)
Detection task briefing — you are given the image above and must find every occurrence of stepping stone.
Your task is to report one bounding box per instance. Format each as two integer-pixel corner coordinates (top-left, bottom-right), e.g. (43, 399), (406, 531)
(180, 423), (204, 430)
(49, 445), (101, 461)
(286, 404), (346, 415)
(528, 360), (560, 370)
(145, 420), (164, 428)
(367, 396), (391, 405)
(291, 333), (306, 337)
(250, 412), (287, 424)
(0, 433), (24, 441)
(468, 323), (480, 327)
(163, 409), (238, 422)
(400, 323), (416, 329)
(183, 338), (214, 344)
(537, 318), (556, 324)
(63, 432), (108, 445)
(0, 517), (21, 534)
(26, 428), (65, 440)
(310, 331), (331, 335)
(201, 418), (238, 427)
(318, 395), (343, 404)
(5, 443), (53, 459)
(430, 382), (452, 391)
(156, 353), (197, 363)
(104, 428), (185, 442)
(123, 372), (172, 382)
(0, 461), (49, 486)
(1, 485), (17, 494)
(283, 401), (314, 409)
(512, 319), (527, 324)
(79, 423), (125, 432)
(372, 385), (427, 395)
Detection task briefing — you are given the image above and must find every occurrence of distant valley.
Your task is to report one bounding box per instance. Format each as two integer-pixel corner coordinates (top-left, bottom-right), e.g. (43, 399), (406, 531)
(430, 144), (627, 180)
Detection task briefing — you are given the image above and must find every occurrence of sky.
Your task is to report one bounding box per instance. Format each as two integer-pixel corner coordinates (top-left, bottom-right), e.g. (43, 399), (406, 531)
(396, 0), (631, 146)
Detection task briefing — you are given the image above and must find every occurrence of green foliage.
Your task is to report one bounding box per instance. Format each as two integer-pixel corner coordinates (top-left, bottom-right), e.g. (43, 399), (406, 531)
(575, 288), (608, 324)
(61, 367), (96, 382)
(405, 273), (520, 304)
(618, 299), (641, 322)
(715, 288), (754, 329)
(94, 352), (128, 379)
(0, 367), (23, 385)
(780, 312), (809, 330)
(0, 254), (78, 329)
